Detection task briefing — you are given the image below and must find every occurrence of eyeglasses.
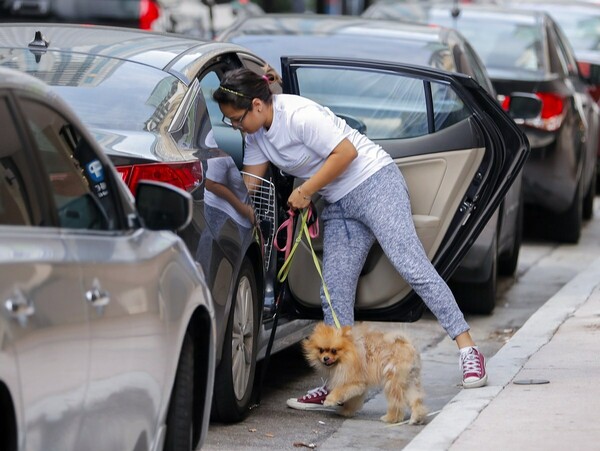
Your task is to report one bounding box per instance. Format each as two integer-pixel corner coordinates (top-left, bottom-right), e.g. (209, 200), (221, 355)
(222, 108), (250, 129)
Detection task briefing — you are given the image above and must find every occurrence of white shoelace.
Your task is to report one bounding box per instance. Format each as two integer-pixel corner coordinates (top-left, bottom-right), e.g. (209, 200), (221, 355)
(305, 387), (327, 399)
(461, 350), (482, 375)
(302, 379), (328, 399)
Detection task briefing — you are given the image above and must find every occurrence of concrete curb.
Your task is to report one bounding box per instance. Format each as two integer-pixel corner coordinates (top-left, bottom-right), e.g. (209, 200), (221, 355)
(402, 255), (600, 451)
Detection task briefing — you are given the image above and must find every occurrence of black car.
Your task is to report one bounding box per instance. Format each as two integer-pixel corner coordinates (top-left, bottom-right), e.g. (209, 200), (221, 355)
(499, 0), (600, 189)
(0, 23), (532, 423)
(217, 13), (523, 314)
(365, 3), (600, 243)
(0, 0), (168, 30)
(0, 0), (264, 38)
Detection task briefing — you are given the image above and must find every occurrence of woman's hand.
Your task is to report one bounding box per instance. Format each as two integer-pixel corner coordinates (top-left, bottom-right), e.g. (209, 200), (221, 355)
(288, 185), (312, 210)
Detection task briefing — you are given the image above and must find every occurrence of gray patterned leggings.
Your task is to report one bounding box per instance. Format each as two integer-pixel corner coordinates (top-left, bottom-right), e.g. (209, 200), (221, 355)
(320, 163), (469, 340)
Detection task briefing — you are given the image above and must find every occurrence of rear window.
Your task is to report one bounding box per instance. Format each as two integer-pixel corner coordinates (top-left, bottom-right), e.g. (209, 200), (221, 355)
(0, 50), (182, 132)
(430, 11), (545, 75)
(539, 6), (600, 51)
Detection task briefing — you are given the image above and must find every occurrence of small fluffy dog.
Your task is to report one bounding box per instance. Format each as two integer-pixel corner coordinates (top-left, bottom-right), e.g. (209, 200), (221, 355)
(302, 322), (427, 424)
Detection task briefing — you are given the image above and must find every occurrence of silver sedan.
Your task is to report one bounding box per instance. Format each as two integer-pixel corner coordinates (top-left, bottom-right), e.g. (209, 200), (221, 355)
(0, 67), (216, 451)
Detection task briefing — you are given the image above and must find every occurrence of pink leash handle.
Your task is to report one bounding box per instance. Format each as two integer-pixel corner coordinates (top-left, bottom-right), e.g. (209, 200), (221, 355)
(274, 209), (295, 259)
(274, 204), (319, 259)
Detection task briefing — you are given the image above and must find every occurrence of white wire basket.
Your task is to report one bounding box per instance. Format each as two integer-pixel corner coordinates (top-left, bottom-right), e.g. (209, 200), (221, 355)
(241, 172), (276, 271)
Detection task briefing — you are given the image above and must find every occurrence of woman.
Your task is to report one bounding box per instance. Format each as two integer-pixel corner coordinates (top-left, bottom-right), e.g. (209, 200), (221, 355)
(213, 68), (488, 411)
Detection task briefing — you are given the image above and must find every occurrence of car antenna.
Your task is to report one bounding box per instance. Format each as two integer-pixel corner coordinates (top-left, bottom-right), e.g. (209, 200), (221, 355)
(28, 31), (50, 63)
(451, 0), (461, 19)
(29, 31), (50, 49)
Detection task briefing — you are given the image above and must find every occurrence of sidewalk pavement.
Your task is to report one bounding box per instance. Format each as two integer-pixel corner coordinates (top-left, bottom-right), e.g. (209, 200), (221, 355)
(403, 254), (600, 451)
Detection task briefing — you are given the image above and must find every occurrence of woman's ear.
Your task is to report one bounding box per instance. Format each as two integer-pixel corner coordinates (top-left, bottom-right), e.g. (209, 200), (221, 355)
(252, 98), (263, 112)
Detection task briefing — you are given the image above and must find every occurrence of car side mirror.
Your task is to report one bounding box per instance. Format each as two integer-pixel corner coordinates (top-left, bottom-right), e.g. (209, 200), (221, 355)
(578, 60), (600, 86)
(135, 180), (193, 231)
(506, 92), (542, 120)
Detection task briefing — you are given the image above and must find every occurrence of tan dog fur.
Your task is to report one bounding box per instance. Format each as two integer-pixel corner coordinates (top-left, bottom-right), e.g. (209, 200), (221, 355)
(302, 322), (427, 424)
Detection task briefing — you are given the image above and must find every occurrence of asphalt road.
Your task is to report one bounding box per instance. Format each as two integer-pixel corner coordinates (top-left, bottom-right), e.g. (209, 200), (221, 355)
(204, 199), (600, 450)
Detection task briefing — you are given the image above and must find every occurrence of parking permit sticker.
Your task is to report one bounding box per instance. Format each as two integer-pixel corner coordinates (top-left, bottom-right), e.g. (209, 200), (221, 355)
(86, 159), (104, 183)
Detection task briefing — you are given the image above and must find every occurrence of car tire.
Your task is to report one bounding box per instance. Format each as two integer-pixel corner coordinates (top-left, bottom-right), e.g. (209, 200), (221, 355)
(583, 165), (596, 221)
(211, 259), (258, 423)
(453, 236), (497, 315)
(498, 196), (523, 277)
(164, 332), (194, 451)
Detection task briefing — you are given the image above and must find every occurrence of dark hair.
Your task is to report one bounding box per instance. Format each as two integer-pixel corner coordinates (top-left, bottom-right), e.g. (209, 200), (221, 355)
(213, 67), (276, 109)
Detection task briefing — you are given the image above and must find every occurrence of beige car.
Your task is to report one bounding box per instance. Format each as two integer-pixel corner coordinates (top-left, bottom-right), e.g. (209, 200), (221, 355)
(0, 67), (216, 451)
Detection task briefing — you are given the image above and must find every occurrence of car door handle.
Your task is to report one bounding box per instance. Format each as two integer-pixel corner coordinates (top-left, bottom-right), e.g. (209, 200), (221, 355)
(85, 287), (110, 307)
(5, 288), (35, 324)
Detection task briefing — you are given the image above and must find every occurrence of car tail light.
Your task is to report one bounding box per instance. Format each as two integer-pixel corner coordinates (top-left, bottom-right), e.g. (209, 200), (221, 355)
(117, 161), (203, 195)
(577, 61), (600, 102)
(500, 92), (565, 132)
(578, 61), (592, 79)
(536, 92), (564, 120)
(140, 0), (161, 30)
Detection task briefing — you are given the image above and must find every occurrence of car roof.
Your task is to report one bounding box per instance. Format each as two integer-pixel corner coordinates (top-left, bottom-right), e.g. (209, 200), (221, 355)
(366, 2), (549, 24)
(427, 3), (547, 21)
(0, 23), (249, 84)
(220, 13), (452, 43)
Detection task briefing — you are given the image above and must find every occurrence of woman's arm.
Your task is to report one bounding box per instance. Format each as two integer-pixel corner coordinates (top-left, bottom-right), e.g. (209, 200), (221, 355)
(205, 179), (255, 224)
(288, 138), (358, 210)
(241, 161), (270, 192)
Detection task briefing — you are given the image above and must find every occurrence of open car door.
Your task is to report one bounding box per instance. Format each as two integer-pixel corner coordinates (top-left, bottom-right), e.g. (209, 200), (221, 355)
(279, 56), (529, 322)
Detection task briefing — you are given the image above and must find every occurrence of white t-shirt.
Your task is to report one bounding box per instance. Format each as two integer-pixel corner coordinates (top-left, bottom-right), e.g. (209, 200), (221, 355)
(243, 94), (392, 203)
(205, 155), (251, 227)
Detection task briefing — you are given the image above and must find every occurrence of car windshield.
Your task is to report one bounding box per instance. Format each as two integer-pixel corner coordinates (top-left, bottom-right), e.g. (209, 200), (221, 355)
(0, 50), (182, 132)
(429, 11), (545, 76)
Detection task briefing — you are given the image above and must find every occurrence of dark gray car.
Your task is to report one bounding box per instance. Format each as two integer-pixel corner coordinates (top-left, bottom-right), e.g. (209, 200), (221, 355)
(364, 2), (600, 243)
(0, 66), (216, 451)
(497, 0), (600, 189)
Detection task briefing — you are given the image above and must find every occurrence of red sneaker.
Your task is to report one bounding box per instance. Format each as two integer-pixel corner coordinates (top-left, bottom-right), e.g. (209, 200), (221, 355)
(460, 347), (488, 388)
(286, 383), (336, 411)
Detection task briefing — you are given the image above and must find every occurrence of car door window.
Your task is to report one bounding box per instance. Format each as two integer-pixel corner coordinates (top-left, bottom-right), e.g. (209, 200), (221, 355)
(20, 99), (117, 230)
(553, 24), (579, 77)
(294, 66), (471, 140)
(0, 97), (39, 226)
(462, 42), (496, 96)
(431, 82), (471, 133)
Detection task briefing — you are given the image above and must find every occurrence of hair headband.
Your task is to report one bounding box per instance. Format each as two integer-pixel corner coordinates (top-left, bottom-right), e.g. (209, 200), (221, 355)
(218, 85), (250, 98)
